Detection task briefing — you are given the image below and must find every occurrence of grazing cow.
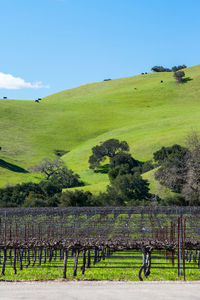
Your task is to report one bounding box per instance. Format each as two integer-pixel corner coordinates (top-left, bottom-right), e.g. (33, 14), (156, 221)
(38, 98), (42, 100)
(134, 88), (137, 90)
(34, 99), (39, 103)
(160, 80), (163, 83)
(3, 97), (7, 99)
(103, 79), (111, 81)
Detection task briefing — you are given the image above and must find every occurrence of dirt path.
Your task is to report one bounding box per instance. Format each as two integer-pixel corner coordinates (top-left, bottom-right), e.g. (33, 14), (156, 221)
(1, 280), (200, 300)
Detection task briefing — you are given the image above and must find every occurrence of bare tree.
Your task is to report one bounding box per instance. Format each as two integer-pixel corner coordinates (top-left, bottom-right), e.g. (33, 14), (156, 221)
(182, 132), (200, 204)
(30, 158), (64, 180)
(155, 132), (200, 205)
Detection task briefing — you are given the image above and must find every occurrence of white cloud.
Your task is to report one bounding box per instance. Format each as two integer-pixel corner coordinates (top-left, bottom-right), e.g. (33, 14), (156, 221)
(0, 72), (49, 90)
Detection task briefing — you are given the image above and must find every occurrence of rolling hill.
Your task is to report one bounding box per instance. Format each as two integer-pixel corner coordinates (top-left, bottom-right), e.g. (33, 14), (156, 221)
(0, 65), (200, 196)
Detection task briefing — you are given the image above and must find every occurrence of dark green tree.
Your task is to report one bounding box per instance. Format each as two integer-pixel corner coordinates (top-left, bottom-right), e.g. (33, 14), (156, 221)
(0, 182), (44, 207)
(108, 152), (140, 181)
(89, 139), (129, 169)
(153, 144), (188, 165)
(39, 181), (62, 198)
(59, 190), (92, 206)
(109, 152), (139, 169)
(107, 174), (151, 205)
(23, 195), (48, 207)
(174, 71), (185, 83)
(151, 66), (172, 72)
(50, 166), (84, 188)
(172, 65), (187, 72)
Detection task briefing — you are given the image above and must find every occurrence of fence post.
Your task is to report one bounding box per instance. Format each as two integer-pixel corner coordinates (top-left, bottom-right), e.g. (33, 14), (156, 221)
(182, 218), (186, 280)
(177, 216), (182, 276)
(179, 216), (182, 276)
(177, 215), (185, 278)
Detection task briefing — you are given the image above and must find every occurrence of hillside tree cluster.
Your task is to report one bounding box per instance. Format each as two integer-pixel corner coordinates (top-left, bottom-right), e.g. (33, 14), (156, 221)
(151, 65), (187, 73)
(2, 133), (200, 207)
(0, 158), (84, 207)
(87, 139), (156, 206)
(0, 139), (158, 207)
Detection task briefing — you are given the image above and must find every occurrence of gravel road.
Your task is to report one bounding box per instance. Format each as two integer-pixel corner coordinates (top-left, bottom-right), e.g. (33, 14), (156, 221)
(1, 280), (200, 300)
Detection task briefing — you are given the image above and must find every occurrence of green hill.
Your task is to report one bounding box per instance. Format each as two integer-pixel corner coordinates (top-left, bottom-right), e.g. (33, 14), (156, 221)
(0, 65), (200, 195)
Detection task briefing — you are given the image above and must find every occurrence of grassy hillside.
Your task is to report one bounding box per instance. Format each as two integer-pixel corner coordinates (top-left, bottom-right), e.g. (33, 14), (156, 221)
(1, 65), (200, 195)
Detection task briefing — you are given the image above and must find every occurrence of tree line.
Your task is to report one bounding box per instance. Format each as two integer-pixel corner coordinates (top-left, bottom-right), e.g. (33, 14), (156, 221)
(151, 65), (187, 73)
(1, 134), (200, 207)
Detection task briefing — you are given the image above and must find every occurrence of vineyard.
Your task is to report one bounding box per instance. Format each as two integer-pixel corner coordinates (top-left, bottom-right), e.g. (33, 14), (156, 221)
(0, 207), (200, 281)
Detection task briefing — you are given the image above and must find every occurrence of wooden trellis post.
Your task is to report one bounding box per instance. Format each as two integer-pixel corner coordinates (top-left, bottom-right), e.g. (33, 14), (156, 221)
(177, 215), (186, 280)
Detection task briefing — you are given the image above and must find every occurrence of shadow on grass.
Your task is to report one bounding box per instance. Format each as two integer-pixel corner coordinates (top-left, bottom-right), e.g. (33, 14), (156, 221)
(182, 77), (193, 83)
(0, 159), (28, 173)
(94, 164), (109, 174)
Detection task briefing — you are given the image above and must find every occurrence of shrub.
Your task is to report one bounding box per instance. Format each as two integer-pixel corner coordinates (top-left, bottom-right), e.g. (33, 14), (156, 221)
(59, 190), (92, 206)
(50, 166), (84, 188)
(151, 66), (172, 72)
(174, 71), (185, 83)
(172, 65), (187, 72)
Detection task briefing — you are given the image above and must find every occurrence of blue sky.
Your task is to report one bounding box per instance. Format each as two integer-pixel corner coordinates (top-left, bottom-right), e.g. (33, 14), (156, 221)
(1, 0), (200, 100)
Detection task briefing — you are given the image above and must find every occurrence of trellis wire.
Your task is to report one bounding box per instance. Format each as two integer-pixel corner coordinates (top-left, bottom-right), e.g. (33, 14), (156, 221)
(0, 207), (200, 280)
